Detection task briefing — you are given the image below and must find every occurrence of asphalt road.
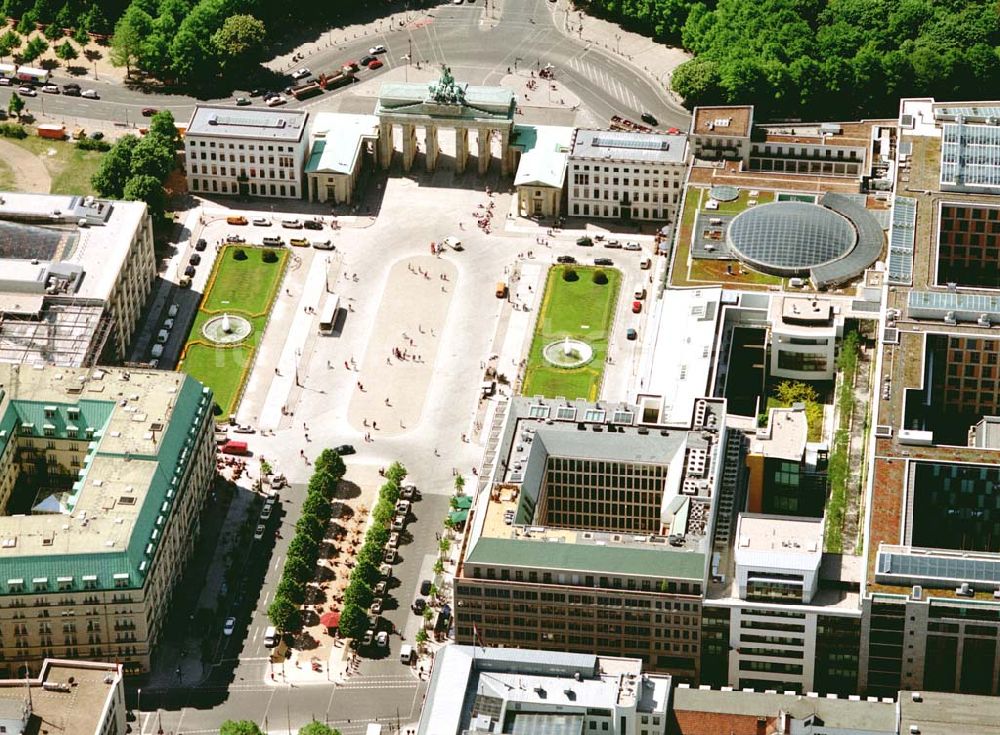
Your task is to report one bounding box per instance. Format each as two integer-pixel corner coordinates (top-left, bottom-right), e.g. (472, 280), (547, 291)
(140, 481), (448, 735)
(0, 0), (689, 133)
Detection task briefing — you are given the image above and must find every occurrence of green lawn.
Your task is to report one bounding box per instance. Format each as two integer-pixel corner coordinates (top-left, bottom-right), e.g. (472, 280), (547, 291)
(0, 158), (14, 190)
(9, 135), (106, 195)
(179, 246), (288, 418)
(522, 266), (621, 401)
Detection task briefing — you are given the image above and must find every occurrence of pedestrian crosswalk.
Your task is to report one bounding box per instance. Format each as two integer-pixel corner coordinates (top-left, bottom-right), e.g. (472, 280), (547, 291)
(565, 54), (641, 112)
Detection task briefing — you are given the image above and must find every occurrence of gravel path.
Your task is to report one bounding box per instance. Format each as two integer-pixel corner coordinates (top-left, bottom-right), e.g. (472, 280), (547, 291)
(0, 138), (52, 193)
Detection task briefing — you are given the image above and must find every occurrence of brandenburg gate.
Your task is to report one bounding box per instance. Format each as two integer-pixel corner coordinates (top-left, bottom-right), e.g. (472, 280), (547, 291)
(375, 66), (517, 175)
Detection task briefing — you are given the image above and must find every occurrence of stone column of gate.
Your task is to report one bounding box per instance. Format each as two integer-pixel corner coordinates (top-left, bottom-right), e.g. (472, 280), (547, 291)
(402, 124), (417, 172)
(500, 127), (512, 176)
(425, 124), (439, 172)
(378, 121), (393, 170)
(477, 127), (491, 175)
(455, 128), (469, 174)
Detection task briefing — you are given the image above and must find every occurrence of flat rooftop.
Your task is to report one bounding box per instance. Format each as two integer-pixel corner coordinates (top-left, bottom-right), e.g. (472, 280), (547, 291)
(748, 407), (808, 461)
(759, 120), (876, 149)
(306, 113), (378, 175)
(899, 689), (1000, 735)
(0, 659), (121, 734)
(778, 296), (835, 325)
(672, 686), (896, 732)
(511, 124), (574, 189)
(571, 129), (688, 165)
(691, 106), (753, 138)
(0, 364), (209, 592)
(736, 513), (823, 562)
(186, 105), (307, 142)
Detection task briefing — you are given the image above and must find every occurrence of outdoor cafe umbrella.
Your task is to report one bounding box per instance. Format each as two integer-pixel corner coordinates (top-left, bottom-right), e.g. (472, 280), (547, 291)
(320, 611), (341, 629)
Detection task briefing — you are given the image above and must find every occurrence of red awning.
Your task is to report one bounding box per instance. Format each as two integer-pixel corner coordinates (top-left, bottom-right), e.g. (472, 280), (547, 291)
(320, 611), (341, 628)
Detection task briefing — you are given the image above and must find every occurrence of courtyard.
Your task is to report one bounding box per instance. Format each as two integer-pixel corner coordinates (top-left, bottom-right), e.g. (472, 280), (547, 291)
(522, 265), (621, 401)
(179, 245), (289, 418)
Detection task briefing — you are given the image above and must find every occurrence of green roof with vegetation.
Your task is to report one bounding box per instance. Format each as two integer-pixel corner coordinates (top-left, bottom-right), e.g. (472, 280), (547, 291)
(466, 537), (705, 579)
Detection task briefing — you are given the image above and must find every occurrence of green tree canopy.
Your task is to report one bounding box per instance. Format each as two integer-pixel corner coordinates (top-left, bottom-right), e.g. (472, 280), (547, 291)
(91, 134), (139, 198)
(302, 493), (332, 521)
(298, 722), (341, 735)
(385, 461), (407, 484)
(110, 4), (152, 75)
(19, 36), (48, 63)
(267, 595), (300, 632)
(315, 449), (346, 480)
(276, 574), (306, 604)
(295, 513), (326, 544)
(122, 173), (166, 217)
(0, 31), (22, 61)
(337, 602), (368, 640)
(211, 13), (265, 64)
(281, 555), (312, 587)
(220, 720), (265, 735)
(342, 578), (373, 611)
(54, 39), (77, 60)
(7, 91), (24, 118)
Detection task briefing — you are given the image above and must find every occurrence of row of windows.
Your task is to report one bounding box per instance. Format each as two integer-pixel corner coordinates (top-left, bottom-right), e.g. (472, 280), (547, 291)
(570, 164), (685, 175)
(571, 174), (681, 189)
(189, 140), (297, 153)
(571, 204), (667, 219)
(190, 179), (297, 197)
(190, 164), (295, 180)
(751, 144), (860, 159)
(191, 151), (296, 167)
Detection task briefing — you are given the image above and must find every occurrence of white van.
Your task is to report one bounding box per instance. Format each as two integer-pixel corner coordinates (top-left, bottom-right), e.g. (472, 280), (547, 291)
(150, 344), (164, 358)
(156, 329), (170, 343)
(263, 626), (278, 648)
(399, 643), (413, 664)
(168, 303), (179, 318)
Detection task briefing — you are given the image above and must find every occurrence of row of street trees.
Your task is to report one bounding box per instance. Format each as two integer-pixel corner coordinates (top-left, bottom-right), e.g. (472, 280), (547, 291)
(90, 109), (179, 218)
(220, 719), (340, 735)
(337, 462), (408, 642)
(266, 448), (346, 633)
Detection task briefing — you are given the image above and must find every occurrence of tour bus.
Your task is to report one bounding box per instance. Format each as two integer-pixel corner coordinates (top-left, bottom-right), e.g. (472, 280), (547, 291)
(16, 66), (50, 84)
(318, 294), (341, 335)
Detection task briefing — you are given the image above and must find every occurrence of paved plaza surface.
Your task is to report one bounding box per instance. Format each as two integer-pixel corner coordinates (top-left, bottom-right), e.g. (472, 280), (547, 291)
(137, 155), (658, 731)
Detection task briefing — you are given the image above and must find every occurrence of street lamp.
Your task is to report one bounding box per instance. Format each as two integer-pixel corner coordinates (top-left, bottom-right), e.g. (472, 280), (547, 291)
(137, 687), (142, 720)
(616, 34), (621, 54)
(294, 348), (302, 387)
(325, 256), (332, 293)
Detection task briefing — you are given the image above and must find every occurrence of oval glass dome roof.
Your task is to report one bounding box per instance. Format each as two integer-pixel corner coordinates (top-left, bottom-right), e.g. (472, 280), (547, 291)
(727, 201), (857, 273)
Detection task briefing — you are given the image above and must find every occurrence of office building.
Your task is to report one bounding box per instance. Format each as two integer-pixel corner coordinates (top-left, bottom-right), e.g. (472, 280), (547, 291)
(184, 106), (309, 199)
(454, 395), (726, 680)
(0, 193), (155, 366)
(688, 106), (753, 162)
(749, 124), (870, 179)
(0, 364), (216, 676)
(0, 658), (126, 735)
(768, 296), (844, 381)
(304, 113), (379, 205)
(567, 129), (689, 222)
(417, 646), (671, 735)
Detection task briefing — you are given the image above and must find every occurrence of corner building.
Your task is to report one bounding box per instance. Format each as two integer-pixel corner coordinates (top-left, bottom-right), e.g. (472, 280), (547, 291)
(0, 365), (215, 676)
(455, 397), (726, 680)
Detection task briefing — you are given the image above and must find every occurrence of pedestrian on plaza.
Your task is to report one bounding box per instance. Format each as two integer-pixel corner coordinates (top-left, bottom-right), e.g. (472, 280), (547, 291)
(327, 360), (332, 369)
(275, 368), (281, 376)
(344, 361), (349, 370)
(385, 397), (391, 406)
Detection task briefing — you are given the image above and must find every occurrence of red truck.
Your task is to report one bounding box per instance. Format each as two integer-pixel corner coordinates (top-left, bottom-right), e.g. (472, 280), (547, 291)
(221, 440), (248, 455)
(37, 124), (66, 140)
(320, 71), (356, 91)
(290, 81), (323, 100)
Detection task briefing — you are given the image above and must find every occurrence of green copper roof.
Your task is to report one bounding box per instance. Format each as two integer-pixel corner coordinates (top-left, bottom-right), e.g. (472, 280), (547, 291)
(0, 374), (211, 594)
(465, 537), (705, 580)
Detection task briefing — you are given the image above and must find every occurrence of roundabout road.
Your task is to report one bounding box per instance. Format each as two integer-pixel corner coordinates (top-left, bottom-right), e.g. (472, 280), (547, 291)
(0, 0), (690, 132)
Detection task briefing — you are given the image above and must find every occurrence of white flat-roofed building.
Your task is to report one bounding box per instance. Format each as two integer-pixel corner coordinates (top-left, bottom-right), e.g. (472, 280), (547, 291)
(567, 129), (689, 222)
(417, 646), (671, 735)
(735, 514), (823, 604)
(769, 295), (844, 381)
(184, 106), (308, 199)
(511, 124), (574, 218)
(304, 113), (378, 205)
(0, 193), (154, 365)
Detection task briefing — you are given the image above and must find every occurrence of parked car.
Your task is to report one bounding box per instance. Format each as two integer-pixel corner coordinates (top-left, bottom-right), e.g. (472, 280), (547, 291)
(556, 255), (576, 264)
(254, 524), (266, 540)
(226, 235), (245, 243)
(41, 84), (59, 94)
(370, 598), (383, 615)
(391, 515), (406, 532)
(184, 265), (196, 277)
(303, 219), (324, 230)
(420, 579), (433, 596)
(233, 424), (255, 434)
(195, 238), (207, 250)
(289, 238), (310, 247)
(383, 548), (397, 564)
(626, 328), (638, 340)
(226, 216), (248, 226)
(141, 107), (158, 116)
(640, 111), (658, 126)
(343, 61), (360, 72)
(360, 55), (376, 66)
(401, 484), (417, 500)
(374, 581), (387, 597)
(282, 218), (303, 229)
(412, 598), (427, 614)
(17, 86), (36, 96)
(266, 95), (287, 107)
(260, 504), (273, 521)
(88, 131), (104, 140)
(442, 236), (463, 251)
(594, 257), (613, 266)
(624, 241), (642, 251)
(249, 88), (263, 97)
(262, 236), (284, 246)
(81, 89), (99, 99)
(362, 629), (374, 646)
(235, 97), (251, 106)
(189, 253), (201, 266)
(576, 236), (593, 247)
(376, 631), (389, 647)
(312, 240), (334, 250)
(223, 617), (236, 635)
(157, 329), (170, 344)
(162, 318), (174, 330)
(604, 240), (622, 249)
(369, 44), (387, 54)
(290, 68), (312, 80)
(0, 78), (11, 86)
(367, 59), (384, 70)
(334, 444), (355, 455)
(632, 300), (642, 313)
(252, 217), (271, 226)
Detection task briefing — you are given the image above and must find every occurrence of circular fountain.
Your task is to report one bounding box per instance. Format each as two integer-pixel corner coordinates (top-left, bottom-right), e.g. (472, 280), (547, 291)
(542, 336), (594, 369)
(202, 312), (252, 345)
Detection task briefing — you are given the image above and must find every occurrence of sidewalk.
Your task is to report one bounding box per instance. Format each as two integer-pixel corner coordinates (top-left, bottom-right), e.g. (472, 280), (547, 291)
(549, 0), (691, 107)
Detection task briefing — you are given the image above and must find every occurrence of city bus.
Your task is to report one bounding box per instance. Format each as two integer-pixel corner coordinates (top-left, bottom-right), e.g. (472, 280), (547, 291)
(318, 294), (340, 335)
